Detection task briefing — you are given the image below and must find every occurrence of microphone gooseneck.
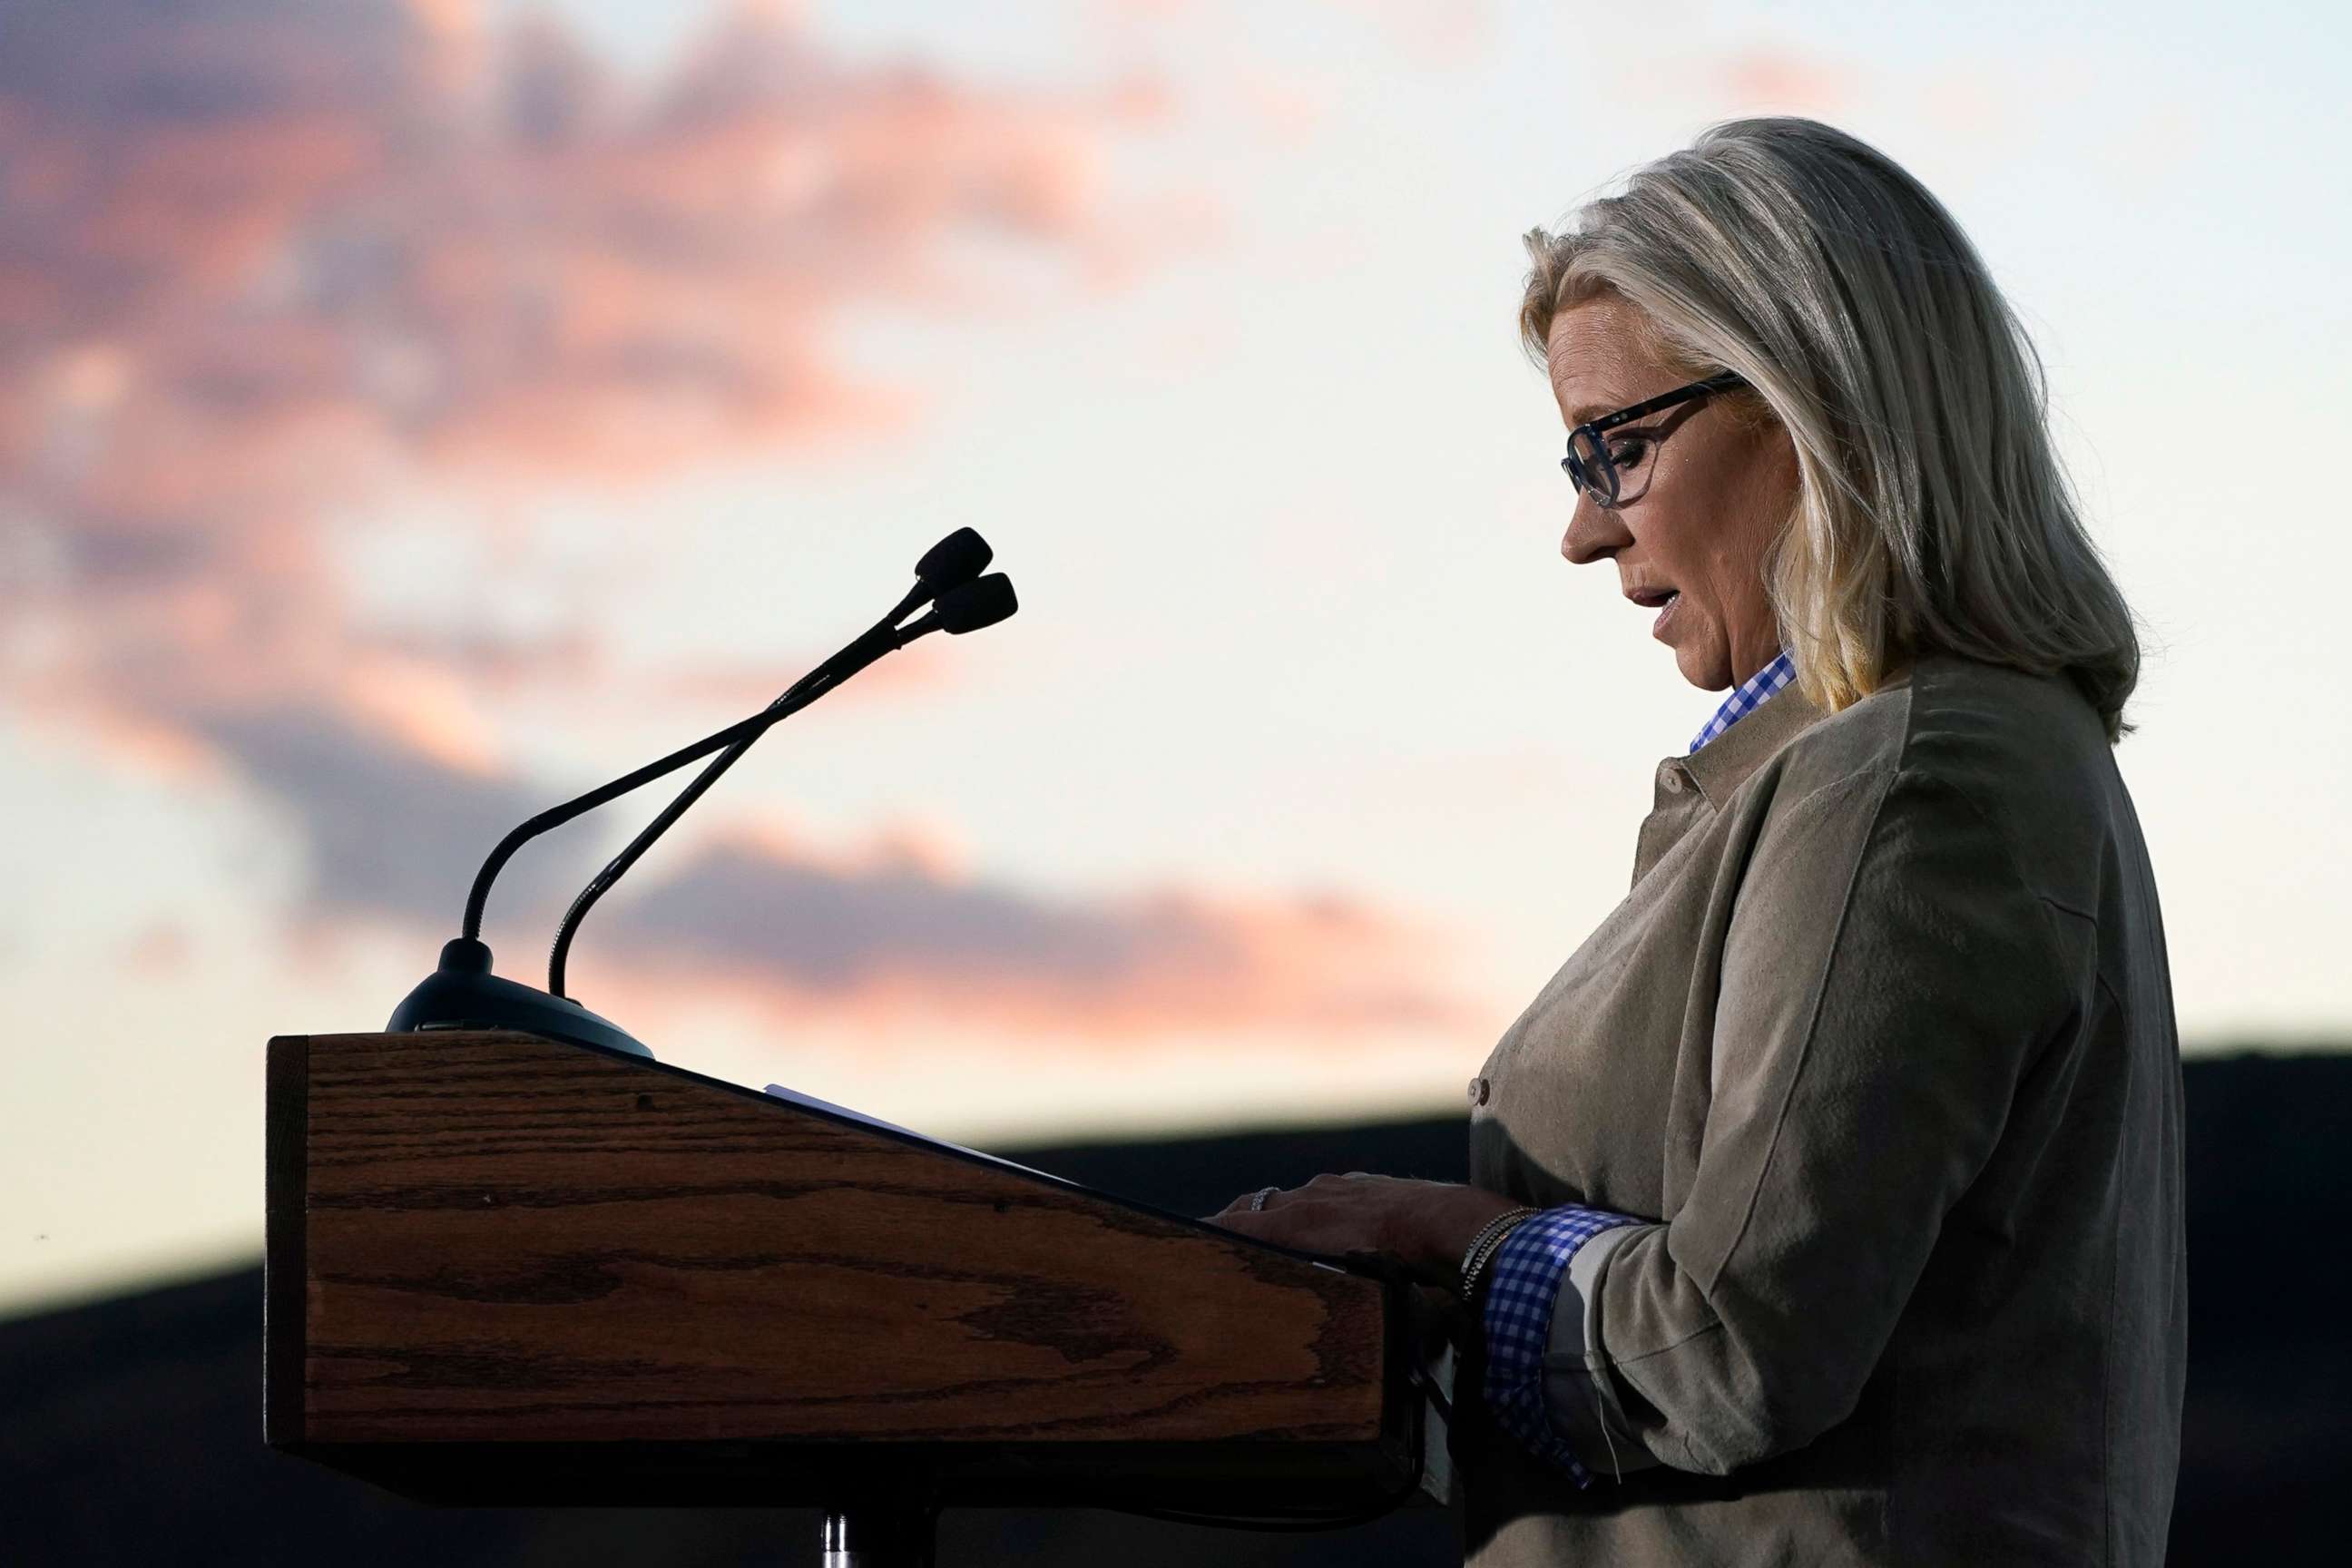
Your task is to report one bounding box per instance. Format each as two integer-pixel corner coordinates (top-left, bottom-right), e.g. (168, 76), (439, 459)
(389, 530), (1017, 1057)
(543, 578), (1015, 997)
(544, 625), (884, 996)
(458, 701), (793, 946)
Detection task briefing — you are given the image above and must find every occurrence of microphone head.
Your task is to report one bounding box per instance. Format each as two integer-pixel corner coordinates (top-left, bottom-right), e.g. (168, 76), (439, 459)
(936, 572), (1017, 633)
(915, 528), (992, 589)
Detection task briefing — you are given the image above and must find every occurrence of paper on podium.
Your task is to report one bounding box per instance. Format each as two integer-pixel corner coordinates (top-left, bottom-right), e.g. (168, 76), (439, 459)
(1418, 1340), (1455, 1504)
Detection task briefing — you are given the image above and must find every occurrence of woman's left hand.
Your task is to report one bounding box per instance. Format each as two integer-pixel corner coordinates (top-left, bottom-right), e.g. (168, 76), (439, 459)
(1204, 1172), (1527, 1288)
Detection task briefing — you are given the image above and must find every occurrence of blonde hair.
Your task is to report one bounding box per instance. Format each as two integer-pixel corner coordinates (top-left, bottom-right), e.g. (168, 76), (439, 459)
(1520, 117), (2140, 741)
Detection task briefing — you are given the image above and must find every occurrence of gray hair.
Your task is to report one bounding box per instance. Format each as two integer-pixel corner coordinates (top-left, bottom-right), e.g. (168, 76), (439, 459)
(1520, 116), (2140, 740)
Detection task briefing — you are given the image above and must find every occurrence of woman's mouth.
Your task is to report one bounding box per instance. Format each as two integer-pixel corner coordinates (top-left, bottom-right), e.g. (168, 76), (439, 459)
(1629, 586), (1682, 639)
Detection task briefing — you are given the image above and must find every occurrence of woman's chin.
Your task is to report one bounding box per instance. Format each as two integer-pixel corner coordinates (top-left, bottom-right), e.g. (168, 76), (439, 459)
(1670, 639), (1726, 691)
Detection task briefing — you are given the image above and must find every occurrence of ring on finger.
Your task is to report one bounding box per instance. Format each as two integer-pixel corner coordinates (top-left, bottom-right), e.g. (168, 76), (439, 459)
(1248, 1186), (1278, 1212)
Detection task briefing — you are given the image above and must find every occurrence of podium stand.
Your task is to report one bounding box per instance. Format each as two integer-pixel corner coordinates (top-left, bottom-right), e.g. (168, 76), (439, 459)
(265, 1031), (1433, 1563)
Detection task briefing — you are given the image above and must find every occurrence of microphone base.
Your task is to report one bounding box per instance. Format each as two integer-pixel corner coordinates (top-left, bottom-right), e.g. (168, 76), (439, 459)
(387, 938), (654, 1059)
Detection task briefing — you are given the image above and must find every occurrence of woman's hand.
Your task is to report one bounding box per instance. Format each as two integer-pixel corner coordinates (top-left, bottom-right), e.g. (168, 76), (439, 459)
(1203, 1172), (1528, 1289)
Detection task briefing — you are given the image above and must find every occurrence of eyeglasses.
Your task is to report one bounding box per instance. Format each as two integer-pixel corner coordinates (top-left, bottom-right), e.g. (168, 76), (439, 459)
(1562, 370), (1749, 510)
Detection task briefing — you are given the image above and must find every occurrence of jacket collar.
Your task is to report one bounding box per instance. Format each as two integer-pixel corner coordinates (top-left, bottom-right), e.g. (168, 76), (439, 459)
(1677, 673), (1827, 808)
(1674, 662), (1921, 807)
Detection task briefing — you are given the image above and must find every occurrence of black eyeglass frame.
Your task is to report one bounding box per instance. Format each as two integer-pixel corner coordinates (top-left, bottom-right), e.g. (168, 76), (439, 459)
(1561, 370), (1749, 509)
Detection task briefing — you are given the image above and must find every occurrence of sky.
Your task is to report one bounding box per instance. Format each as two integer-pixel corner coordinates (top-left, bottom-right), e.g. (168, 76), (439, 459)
(4, 0), (2348, 1317)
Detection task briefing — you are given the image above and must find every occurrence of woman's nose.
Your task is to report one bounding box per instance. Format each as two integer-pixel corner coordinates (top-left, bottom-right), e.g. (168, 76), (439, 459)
(1562, 496), (1631, 565)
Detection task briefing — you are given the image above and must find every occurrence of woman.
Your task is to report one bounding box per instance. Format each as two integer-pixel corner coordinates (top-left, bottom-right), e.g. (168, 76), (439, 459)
(1210, 117), (2186, 1566)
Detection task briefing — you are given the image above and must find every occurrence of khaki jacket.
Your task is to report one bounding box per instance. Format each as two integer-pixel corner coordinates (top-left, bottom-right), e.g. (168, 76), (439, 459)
(1453, 652), (2187, 1566)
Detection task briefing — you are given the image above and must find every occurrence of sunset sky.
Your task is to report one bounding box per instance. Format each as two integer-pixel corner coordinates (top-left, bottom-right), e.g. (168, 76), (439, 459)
(5, 0), (2347, 1316)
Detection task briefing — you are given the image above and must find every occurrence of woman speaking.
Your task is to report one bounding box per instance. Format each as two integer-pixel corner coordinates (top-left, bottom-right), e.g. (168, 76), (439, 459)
(1210, 117), (2186, 1566)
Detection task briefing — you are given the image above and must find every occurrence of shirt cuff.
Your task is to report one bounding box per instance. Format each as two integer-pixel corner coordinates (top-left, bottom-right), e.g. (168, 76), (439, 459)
(1479, 1204), (1643, 1484)
(1543, 1223), (1660, 1478)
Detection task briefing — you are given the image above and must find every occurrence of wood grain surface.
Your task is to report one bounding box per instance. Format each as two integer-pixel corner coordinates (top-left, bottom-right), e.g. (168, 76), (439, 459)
(276, 1032), (1393, 1452)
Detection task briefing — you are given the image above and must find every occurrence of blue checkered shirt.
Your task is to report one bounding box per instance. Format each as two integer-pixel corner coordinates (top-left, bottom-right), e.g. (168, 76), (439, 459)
(1478, 653), (1798, 1484)
(1689, 648), (1796, 754)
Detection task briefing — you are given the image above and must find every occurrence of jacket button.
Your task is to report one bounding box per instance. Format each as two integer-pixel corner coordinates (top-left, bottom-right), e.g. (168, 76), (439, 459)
(1468, 1076), (1490, 1107)
(1660, 765), (1687, 794)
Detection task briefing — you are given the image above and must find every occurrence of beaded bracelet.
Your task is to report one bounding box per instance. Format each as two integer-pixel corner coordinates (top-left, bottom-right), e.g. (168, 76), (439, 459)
(1456, 1205), (1540, 1300)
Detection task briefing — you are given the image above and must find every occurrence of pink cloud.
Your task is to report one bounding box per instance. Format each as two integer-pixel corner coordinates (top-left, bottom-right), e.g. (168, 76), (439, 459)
(0, 0), (1168, 784)
(601, 827), (1473, 1038)
(1711, 47), (1857, 116)
(0, 1), (1468, 1044)
(121, 922), (195, 979)
(83, 681), (1469, 1041)
(181, 695), (585, 927)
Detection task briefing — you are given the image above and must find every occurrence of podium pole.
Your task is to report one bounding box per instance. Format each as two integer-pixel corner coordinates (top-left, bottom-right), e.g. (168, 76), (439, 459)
(821, 1503), (937, 1568)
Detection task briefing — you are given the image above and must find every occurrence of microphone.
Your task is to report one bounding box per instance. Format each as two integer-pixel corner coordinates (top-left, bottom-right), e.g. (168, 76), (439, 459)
(387, 534), (1016, 1058)
(921, 571), (1018, 635)
(915, 527), (993, 592)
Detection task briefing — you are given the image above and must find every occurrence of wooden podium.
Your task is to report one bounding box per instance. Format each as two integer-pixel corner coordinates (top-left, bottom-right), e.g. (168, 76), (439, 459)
(265, 1031), (1434, 1563)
